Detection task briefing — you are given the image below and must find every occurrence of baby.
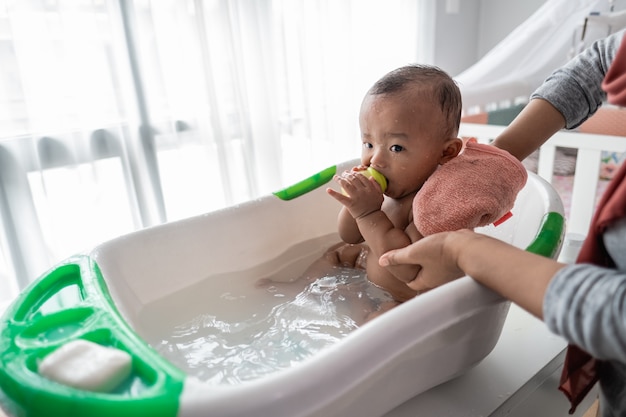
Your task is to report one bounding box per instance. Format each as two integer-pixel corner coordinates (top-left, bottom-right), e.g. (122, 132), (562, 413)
(261, 64), (525, 319)
(322, 64), (463, 305)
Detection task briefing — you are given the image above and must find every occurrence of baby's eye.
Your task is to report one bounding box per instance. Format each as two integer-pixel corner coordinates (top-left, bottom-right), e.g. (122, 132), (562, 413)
(363, 142), (373, 149)
(390, 144), (404, 152)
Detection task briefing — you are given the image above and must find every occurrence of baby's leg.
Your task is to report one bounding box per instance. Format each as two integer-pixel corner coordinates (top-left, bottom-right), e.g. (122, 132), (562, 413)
(299, 242), (368, 280)
(255, 242), (368, 298)
(364, 301), (401, 322)
(332, 281), (400, 325)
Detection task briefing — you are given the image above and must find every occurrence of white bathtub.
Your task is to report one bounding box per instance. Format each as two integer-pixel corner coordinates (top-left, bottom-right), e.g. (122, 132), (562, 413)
(0, 160), (564, 417)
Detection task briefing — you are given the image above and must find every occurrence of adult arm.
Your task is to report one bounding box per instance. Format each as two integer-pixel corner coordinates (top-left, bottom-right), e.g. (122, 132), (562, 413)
(379, 228), (626, 362)
(545, 263), (626, 362)
(378, 229), (565, 318)
(491, 98), (565, 160)
(492, 29), (623, 160)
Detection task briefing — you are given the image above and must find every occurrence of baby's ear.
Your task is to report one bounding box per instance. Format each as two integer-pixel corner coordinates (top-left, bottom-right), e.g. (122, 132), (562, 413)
(439, 137), (463, 164)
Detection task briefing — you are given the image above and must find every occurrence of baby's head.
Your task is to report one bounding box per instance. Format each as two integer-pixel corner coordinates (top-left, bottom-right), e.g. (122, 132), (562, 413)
(359, 64), (463, 199)
(367, 65), (462, 138)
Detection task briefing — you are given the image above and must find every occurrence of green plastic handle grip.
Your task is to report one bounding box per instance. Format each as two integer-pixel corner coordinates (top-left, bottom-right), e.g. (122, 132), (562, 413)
(525, 212), (565, 258)
(0, 256), (185, 417)
(273, 165), (336, 200)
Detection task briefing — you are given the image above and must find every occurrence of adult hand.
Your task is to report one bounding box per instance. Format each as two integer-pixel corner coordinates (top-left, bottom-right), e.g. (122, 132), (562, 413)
(379, 231), (467, 293)
(381, 229), (563, 318)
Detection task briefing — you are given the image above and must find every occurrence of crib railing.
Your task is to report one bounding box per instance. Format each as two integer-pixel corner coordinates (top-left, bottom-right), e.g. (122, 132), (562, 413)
(459, 122), (626, 236)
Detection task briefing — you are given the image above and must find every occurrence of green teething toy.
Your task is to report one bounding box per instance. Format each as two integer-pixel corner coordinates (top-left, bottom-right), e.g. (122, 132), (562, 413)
(342, 167), (388, 195)
(361, 167), (388, 192)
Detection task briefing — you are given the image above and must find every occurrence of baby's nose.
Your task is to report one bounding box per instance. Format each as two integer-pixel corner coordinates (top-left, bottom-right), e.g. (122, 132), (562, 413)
(369, 151), (385, 167)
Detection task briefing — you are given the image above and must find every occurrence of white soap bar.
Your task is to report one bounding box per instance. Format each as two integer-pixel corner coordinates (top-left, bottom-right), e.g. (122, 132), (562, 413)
(38, 339), (132, 392)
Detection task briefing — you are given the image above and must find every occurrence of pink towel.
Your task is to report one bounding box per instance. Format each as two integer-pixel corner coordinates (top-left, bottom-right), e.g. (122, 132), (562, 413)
(413, 139), (527, 236)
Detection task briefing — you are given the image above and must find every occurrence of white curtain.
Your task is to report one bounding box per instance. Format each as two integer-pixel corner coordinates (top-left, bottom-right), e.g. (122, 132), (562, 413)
(0, 0), (425, 304)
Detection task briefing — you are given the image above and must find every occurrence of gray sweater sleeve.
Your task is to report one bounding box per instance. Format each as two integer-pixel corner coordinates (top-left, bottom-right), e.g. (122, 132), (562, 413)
(543, 263), (626, 362)
(531, 29), (625, 129)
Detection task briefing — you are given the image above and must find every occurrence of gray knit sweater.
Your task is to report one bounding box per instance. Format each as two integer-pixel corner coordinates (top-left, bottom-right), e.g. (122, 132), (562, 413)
(533, 29), (626, 417)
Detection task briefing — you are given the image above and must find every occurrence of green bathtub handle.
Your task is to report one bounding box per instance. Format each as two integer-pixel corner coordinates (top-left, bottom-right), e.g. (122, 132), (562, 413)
(10, 262), (86, 323)
(273, 165), (337, 200)
(525, 211), (565, 258)
(0, 256), (185, 417)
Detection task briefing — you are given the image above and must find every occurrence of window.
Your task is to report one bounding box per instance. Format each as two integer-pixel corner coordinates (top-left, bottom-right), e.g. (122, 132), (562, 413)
(0, 0), (427, 294)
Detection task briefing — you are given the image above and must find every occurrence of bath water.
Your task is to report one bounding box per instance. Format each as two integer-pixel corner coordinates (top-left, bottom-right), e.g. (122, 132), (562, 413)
(137, 263), (394, 385)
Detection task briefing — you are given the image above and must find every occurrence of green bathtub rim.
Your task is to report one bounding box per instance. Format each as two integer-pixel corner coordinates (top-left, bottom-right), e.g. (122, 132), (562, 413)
(524, 211), (565, 258)
(273, 165), (337, 200)
(0, 255), (185, 417)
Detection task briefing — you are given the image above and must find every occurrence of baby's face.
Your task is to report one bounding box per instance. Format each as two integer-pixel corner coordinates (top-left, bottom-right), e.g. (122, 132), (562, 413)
(358, 92), (451, 199)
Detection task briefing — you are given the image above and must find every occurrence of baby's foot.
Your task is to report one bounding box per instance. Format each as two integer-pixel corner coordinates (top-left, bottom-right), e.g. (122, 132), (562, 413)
(254, 277), (275, 289)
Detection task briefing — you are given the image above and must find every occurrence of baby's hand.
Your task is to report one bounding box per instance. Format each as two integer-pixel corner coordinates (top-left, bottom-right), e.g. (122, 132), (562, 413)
(327, 171), (384, 218)
(350, 164), (369, 173)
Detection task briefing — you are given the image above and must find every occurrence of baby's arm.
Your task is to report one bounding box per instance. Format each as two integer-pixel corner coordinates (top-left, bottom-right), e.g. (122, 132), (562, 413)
(354, 209), (422, 283)
(337, 206), (364, 244)
(328, 172), (421, 283)
(334, 165), (370, 244)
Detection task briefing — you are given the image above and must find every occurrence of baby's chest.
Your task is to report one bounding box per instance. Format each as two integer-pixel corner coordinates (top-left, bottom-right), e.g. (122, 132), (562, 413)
(382, 198), (413, 229)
